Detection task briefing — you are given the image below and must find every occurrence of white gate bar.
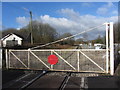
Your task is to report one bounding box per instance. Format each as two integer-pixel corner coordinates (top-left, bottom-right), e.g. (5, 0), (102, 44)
(28, 51), (30, 69)
(51, 51), (53, 69)
(77, 51), (80, 71)
(9, 50), (10, 68)
(53, 51), (76, 70)
(110, 22), (114, 75)
(10, 49), (106, 52)
(5, 49), (8, 69)
(10, 52), (28, 68)
(29, 51), (50, 69)
(105, 22), (109, 73)
(79, 51), (106, 72)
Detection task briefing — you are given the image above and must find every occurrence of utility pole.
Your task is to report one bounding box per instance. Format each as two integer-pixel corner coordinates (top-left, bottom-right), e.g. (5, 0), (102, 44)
(29, 11), (33, 44)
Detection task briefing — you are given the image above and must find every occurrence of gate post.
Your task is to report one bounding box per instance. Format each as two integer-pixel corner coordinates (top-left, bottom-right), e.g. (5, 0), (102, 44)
(5, 49), (8, 69)
(109, 22), (114, 75)
(105, 23), (109, 73)
(0, 48), (2, 69)
(77, 51), (80, 71)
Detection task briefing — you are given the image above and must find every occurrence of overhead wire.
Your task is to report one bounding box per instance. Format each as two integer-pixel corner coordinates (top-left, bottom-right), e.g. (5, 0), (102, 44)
(6, 3), (29, 13)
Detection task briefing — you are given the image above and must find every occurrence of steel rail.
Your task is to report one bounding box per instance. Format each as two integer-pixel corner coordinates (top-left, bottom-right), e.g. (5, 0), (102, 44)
(21, 71), (48, 89)
(58, 72), (72, 90)
(2, 72), (32, 88)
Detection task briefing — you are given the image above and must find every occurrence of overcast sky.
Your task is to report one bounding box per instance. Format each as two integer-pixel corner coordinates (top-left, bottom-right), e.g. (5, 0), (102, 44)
(2, 2), (118, 39)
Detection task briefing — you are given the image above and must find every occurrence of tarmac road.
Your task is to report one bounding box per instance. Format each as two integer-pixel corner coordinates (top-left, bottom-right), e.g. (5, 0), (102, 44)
(87, 76), (120, 89)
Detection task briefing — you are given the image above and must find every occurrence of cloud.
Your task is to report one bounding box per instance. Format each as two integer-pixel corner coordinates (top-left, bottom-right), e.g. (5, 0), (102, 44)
(59, 8), (79, 17)
(107, 2), (114, 7)
(16, 28), (20, 30)
(58, 8), (80, 21)
(39, 15), (79, 34)
(16, 16), (29, 28)
(96, 2), (118, 16)
(112, 10), (118, 15)
(39, 8), (117, 39)
(97, 7), (108, 15)
(81, 2), (92, 7)
(16, 8), (118, 40)
(39, 14), (117, 40)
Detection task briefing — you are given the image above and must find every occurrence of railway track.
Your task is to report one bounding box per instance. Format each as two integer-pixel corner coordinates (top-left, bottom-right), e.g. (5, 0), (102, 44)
(26, 71), (70, 89)
(58, 72), (72, 90)
(3, 70), (119, 89)
(32, 72), (88, 89)
(21, 70), (47, 89)
(25, 71), (89, 89)
(3, 70), (89, 89)
(3, 70), (48, 89)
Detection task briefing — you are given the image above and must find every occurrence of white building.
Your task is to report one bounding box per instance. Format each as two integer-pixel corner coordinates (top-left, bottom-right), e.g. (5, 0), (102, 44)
(0, 33), (23, 47)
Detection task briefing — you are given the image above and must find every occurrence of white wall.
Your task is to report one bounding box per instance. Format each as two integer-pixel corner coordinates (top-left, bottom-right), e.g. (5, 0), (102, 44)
(2, 34), (22, 47)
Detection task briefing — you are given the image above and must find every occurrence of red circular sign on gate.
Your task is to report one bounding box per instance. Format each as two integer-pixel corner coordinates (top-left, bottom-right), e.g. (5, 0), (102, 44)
(48, 55), (58, 65)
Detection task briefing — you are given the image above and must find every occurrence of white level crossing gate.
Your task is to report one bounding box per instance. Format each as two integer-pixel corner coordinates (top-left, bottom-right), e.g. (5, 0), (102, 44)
(6, 22), (114, 75)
